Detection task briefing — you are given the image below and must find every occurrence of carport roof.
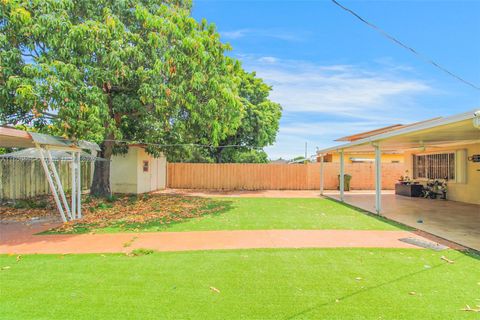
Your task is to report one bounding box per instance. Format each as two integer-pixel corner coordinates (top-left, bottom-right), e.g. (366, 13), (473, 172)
(317, 109), (480, 154)
(0, 127), (100, 151)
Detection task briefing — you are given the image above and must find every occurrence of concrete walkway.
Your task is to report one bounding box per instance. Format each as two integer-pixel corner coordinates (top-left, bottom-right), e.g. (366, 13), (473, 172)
(0, 219), (445, 254)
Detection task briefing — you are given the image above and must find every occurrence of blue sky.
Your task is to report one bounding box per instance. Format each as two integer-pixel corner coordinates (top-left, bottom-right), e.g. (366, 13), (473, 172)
(192, 0), (480, 159)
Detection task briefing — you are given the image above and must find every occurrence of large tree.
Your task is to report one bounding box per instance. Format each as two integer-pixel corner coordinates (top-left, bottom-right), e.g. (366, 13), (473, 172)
(175, 70), (282, 163)
(210, 70), (281, 163)
(1, 0), (245, 195)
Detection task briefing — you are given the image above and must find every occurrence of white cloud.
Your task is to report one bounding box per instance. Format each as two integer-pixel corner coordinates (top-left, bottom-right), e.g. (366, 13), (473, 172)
(258, 56), (278, 64)
(243, 57), (430, 120)
(221, 29), (306, 42)
(265, 120), (386, 159)
(237, 56), (433, 159)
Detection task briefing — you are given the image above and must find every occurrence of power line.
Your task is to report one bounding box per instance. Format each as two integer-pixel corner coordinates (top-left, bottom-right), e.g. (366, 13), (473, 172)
(331, 0), (480, 91)
(103, 139), (263, 149)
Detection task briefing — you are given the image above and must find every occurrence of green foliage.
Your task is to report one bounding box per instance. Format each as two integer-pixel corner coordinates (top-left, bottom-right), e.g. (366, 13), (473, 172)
(12, 199), (48, 209)
(0, 0), (248, 152)
(129, 248), (155, 256)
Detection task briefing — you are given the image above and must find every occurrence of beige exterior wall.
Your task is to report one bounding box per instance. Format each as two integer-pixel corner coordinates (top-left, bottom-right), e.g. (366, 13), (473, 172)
(404, 142), (480, 205)
(111, 146), (167, 194)
(330, 152), (404, 164)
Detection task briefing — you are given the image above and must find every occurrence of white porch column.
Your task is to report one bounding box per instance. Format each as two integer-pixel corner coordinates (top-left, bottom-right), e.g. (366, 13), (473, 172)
(339, 149), (345, 202)
(374, 144), (382, 214)
(76, 152), (82, 218)
(320, 154), (325, 195)
(71, 152), (76, 219)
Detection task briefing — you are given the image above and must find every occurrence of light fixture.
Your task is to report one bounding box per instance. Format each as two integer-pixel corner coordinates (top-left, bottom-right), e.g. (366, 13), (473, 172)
(474, 110), (480, 129)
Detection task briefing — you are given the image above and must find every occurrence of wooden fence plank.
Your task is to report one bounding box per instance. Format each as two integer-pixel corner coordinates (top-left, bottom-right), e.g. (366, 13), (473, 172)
(0, 160), (93, 201)
(167, 162), (405, 190)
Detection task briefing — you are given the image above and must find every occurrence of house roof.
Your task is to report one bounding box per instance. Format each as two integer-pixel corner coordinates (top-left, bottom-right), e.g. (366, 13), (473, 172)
(335, 124), (404, 142)
(317, 109), (480, 154)
(0, 127), (100, 151)
(334, 117), (443, 142)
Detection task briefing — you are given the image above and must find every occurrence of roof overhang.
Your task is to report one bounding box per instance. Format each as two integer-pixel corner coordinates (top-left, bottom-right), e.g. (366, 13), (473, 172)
(317, 109), (480, 154)
(0, 127), (101, 151)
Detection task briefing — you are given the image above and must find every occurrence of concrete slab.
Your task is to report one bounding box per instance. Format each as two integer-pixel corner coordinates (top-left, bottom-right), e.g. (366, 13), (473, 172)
(325, 191), (480, 251)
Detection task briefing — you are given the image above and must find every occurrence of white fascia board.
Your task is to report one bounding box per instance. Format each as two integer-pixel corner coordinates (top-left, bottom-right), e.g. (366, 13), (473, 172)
(317, 109), (478, 154)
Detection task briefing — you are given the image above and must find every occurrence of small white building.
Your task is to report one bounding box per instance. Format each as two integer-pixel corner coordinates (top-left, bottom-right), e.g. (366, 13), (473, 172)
(110, 145), (167, 194)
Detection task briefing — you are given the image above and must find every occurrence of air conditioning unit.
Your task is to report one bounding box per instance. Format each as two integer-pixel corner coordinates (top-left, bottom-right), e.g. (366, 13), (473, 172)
(474, 111), (480, 129)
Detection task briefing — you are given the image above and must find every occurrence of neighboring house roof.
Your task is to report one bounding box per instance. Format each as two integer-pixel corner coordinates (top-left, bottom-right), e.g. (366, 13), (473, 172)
(317, 109), (480, 154)
(270, 159), (289, 164)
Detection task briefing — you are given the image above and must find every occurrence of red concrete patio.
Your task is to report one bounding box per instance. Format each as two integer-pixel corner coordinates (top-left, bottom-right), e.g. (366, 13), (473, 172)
(0, 218), (446, 254)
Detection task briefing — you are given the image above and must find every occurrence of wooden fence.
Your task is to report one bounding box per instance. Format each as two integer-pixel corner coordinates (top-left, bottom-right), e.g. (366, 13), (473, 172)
(167, 162), (405, 190)
(0, 159), (92, 201)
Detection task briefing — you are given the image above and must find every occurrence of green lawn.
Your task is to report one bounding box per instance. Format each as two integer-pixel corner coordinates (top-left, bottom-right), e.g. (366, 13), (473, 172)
(1, 249), (478, 319)
(164, 198), (407, 232)
(50, 197), (408, 234)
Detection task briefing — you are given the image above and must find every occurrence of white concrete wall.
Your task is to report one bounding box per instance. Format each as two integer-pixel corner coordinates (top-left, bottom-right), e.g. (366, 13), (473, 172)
(111, 147), (139, 194)
(111, 146), (167, 194)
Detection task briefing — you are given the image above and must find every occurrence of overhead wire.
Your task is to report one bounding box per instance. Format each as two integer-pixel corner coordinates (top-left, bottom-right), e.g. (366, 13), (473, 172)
(331, 0), (480, 91)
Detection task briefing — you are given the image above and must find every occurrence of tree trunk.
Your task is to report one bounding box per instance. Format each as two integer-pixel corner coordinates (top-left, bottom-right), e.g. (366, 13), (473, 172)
(90, 140), (114, 197)
(214, 147), (223, 163)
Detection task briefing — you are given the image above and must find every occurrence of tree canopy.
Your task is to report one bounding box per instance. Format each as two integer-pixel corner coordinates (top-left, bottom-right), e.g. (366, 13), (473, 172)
(0, 0), (281, 195)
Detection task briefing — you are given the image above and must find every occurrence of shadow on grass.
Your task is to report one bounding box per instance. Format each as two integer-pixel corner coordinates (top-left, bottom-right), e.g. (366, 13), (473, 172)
(284, 251), (472, 320)
(325, 197), (414, 231)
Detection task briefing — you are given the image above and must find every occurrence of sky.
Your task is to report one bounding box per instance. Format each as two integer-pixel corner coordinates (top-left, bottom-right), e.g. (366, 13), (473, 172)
(192, 0), (480, 160)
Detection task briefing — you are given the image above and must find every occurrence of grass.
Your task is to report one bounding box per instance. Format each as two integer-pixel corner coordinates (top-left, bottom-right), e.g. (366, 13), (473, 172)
(161, 198), (409, 232)
(1, 248), (478, 319)
(43, 197), (409, 234)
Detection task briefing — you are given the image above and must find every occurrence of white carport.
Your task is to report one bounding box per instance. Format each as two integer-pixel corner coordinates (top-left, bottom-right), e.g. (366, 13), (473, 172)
(317, 110), (480, 214)
(0, 127), (100, 222)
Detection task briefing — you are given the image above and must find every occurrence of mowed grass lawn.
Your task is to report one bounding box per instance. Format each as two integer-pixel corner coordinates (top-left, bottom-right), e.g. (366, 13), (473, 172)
(1, 249), (479, 320)
(48, 197), (408, 234)
(165, 198), (406, 232)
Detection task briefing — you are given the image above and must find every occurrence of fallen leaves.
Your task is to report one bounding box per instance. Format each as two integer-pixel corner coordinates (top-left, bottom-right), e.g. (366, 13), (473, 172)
(210, 286), (221, 293)
(123, 236), (138, 248)
(441, 256), (455, 264)
(461, 305), (480, 312)
(9, 194), (230, 233)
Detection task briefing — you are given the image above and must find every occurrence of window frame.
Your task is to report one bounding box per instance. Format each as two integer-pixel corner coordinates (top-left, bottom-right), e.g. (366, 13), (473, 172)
(412, 152), (455, 181)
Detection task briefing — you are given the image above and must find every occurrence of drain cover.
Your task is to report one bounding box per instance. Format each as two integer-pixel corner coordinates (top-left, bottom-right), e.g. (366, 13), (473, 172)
(399, 237), (448, 251)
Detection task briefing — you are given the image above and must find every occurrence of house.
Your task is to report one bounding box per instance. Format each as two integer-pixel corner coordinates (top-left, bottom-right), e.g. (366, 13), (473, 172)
(316, 109), (480, 250)
(270, 158), (289, 164)
(110, 145), (167, 194)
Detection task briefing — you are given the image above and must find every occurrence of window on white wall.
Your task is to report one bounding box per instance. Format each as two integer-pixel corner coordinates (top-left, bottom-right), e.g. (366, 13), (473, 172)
(412, 153), (455, 180)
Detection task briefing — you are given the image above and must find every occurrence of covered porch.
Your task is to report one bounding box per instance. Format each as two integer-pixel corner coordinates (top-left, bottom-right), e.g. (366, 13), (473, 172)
(325, 191), (480, 250)
(317, 110), (480, 250)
